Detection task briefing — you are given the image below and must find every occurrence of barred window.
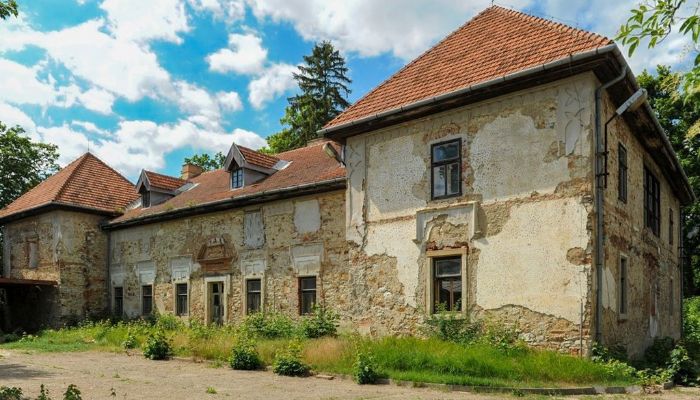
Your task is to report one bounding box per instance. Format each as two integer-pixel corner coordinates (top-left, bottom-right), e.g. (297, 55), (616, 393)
(644, 167), (660, 236)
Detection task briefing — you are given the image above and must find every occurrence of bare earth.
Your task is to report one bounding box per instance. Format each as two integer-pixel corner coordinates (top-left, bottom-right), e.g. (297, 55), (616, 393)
(1, 350), (700, 400)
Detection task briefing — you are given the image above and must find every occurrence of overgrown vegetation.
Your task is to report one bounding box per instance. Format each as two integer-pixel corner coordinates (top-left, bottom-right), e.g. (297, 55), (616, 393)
(0, 384), (83, 400)
(272, 340), (310, 377)
(229, 336), (262, 370)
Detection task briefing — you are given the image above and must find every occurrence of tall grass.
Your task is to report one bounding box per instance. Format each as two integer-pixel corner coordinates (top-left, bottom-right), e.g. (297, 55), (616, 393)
(1, 316), (636, 388)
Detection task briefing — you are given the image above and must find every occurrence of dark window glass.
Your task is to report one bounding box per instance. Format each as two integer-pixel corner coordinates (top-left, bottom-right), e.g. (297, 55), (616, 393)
(669, 278), (675, 316)
(644, 167), (661, 236)
(669, 208), (674, 246)
(231, 168), (244, 189)
(114, 287), (123, 316)
(246, 279), (261, 314)
(433, 257), (462, 312)
(619, 257), (627, 315)
(142, 285), (153, 315)
(176, 283), (188, 316)
(431, 139), (461, 199)
(618, 143), (627, 203)
(299, 277), (317, 315)
(142, 191), (150, 208)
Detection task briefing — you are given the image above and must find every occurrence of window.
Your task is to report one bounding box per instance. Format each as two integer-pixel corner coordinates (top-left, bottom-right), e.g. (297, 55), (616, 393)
(298, 277), (316, 315)
(175, 283), (188, 316)
(231, 168), (244, 189)
(618, 143), (628, 203)
(644, 167), (661, 236)
(142, 285), (153, 315)
(141, 190), (150, 208)
(114, 287), (124, 316)
(433, 257), (462, 312)
(619, 256), (628, 316)
(669, 208), (674, 246)
(246, 279), (261, 314)
(431, 139), (461, 200)
(669, 278), (675, 317)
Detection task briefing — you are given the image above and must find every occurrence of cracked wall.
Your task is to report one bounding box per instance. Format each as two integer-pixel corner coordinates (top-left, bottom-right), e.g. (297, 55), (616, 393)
(4, 210), (110, 326)
(108, 191), (346, 324)
(599, 90), (682, 358)
(345, 73), (597, 353)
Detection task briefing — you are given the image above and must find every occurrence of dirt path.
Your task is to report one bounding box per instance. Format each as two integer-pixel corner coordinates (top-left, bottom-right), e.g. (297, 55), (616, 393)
(1, 350), (699, 400)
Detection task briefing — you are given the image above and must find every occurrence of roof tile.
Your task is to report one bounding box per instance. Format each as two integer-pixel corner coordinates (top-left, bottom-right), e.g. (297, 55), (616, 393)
(144, 170), (187, 191)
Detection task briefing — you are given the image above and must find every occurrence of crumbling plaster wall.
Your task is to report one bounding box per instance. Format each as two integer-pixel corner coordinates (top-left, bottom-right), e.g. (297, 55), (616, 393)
(600, 90), (682, 358)
(345, 73), (597, 352)
(108, 191), (346, 324)
(3, 210), (110, 325)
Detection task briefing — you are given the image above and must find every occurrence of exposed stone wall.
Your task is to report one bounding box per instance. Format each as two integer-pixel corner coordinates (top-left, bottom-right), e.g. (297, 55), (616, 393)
(344, 73), (597, 353)
(600, 90), (682, 358)
(3, 210), (110, 325)
(108, 191), (346, 325)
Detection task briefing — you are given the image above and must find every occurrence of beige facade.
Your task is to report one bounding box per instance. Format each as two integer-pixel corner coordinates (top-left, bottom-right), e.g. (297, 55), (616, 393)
(107, 191), (346, 324)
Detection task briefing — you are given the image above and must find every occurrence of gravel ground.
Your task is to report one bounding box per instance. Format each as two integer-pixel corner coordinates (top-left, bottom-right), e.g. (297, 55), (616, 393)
(1, 350), (700, 400)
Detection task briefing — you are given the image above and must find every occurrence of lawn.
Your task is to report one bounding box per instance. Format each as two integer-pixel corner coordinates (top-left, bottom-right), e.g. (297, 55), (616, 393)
(0, 316), (636, 389)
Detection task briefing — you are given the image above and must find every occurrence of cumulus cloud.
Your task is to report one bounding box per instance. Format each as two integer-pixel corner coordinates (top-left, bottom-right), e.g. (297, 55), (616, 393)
(188, 0), (246, 22)
(248, 63), (298, 109)
(0, 102), (36, 132)
(206, 33), (268, 74)
(77, 88), (116, 114)
(217, 91), (244, 112)
(0, 58), (57, 106)
(100, 0), (190, 44)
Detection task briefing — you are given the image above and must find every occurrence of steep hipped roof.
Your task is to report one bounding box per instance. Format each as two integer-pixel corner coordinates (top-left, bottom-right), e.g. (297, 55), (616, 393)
(143, 170), (187, 192)
(107, 140), (345, 228)
(0, 153), (138, 222)
(325, 6), (612, 129)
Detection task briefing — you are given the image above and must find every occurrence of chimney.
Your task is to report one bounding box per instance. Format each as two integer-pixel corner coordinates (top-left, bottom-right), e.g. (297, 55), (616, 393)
(181, 163), (203, 180)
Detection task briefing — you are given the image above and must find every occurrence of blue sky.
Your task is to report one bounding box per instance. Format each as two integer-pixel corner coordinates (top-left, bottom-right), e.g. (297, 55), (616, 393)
(0, 0), (694, 181)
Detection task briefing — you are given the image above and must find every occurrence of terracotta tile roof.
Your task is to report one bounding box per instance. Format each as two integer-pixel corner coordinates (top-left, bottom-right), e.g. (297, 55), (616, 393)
(110, 140), (345, 225)
(144, 170), (187, 191)
(0, 153), (139, 221)
(325, 6), (612, 129)
(238, 146), (280, 169)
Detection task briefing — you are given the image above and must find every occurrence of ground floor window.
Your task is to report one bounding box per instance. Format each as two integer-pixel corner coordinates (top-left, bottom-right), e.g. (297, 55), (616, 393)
(176, 283), (188, 316)
(433, 256), (462, 312)
(246, 279), (261, 314)
(299, 277), (317, 315)
(114, 287), (123, 316)
(142, 285), (153, 315)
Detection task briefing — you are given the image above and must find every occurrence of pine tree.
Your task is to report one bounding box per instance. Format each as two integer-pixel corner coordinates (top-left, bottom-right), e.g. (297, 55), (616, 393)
(265, 41), (351, 153)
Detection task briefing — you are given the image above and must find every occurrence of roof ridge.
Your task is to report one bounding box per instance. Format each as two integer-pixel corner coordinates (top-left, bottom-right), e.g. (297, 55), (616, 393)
(145, 169), (185, 181)
(54, 153), (91, 201)
(86, 152), (135, 188)
(492, 5), (611, 43)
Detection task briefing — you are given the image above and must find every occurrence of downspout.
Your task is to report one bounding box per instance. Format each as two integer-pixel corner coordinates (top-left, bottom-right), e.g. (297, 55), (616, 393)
(106, 229), (112, 315)
(594, 66), (628, 343)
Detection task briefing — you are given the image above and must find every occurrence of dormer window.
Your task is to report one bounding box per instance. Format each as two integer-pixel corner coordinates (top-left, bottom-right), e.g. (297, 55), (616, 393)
(231, 168), (244, 189)
(141, 190), (150, 208)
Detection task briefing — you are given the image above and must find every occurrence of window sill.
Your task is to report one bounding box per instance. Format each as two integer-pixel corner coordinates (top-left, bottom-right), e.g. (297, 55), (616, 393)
(618, 314), (628, 322)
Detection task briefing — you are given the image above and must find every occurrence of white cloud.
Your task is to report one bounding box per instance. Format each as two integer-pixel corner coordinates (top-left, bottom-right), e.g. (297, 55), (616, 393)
(77, 88), (116, 114)
(231, 128), (266, 149)
(248, 63), (297, 109)
(0, 102), (36, 132)
(207, 33), (268, 74)
(217, 91), (243, 112)
(36, 125), (90, 165)
(71, 120), (109, 137)
(188, 0), (246, 21)
(100, 0), (190, 44)
(0, 58), (57, 106)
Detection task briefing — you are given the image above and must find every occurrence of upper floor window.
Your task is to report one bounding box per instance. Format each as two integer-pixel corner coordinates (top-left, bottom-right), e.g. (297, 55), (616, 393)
(669, 208), (674, 246)
(644, 166), (660, 236)
(618, 143), (627, 203)
(431, 139), (461, 200)
(231, 168), (244, 189)
(141, 191), (150, 208)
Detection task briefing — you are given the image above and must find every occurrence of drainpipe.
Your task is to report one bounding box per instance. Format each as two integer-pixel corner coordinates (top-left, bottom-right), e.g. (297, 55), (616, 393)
(594, 66), (628, 343)
(106, 229), (112, 315)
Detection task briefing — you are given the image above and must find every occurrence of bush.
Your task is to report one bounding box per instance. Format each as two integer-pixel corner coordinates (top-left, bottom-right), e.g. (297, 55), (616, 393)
(229, 337), (262, 370)
(423, 309), (482, 344)
(121, 328), (137, 350)
(300, 306), (338, 339)
(156, 314), (183, 331)
(684, 296), (700, 360)
(36, 384), (50, 400)
(666, 344), (698, 385)
(241, 312), (296, 339)
(63, 385), (81, 400)
(353, 351), (379, 384)
(0, 386), (23, 400)
(273, 340), (310, 377)
(643, 336), (676, 368)
(142, 330), (172, 360)
(591, 342), (628, 363)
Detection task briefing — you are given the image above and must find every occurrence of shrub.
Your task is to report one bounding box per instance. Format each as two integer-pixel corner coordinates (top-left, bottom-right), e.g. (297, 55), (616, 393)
(480, 319), (522, 352)
(591, 342), (628, 363)
(273, 340), (310, 377)
(36, 384), (50, 400)
(300, 306), (338, 339)
(241, 312), (295, 339)
(643, 336), (676, 368)
(121, 329), (137, 350)
(353, 351), (379, 384)
(156, 314), (182, 331)
(423, 309), (482, 344)
(684, 296), (700, 360)
(666, 344), (698, 385)
(229, 337), (262, 370)
(142, 330), (172, 360)
(0, 386), (23, 400)
(63, 385), (82, 400)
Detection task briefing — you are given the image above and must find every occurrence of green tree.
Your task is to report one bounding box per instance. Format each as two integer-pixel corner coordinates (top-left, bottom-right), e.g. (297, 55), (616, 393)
(183, 151), (225, 172)
(266, 41), (351, 154)
(637, 66), (700, 295)
(0, 0), (18, 20)
(617, 0), (700, 131)
(0, 122), (59, 268)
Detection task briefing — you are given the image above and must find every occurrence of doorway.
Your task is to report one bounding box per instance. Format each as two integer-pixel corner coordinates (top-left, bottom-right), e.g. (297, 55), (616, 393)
(208, 281), (224, 325)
